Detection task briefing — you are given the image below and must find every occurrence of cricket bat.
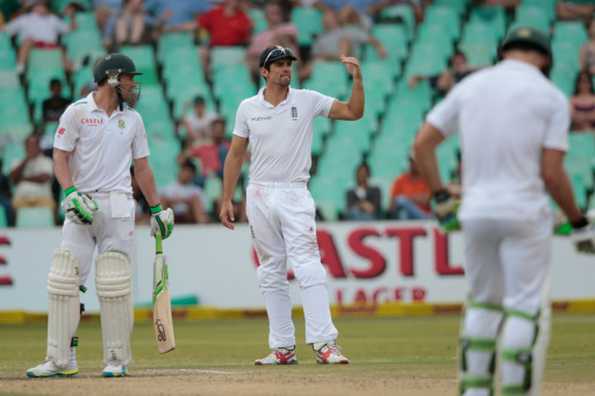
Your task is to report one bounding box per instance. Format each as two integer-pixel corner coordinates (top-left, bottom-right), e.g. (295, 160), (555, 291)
(153, 234), (175, 353)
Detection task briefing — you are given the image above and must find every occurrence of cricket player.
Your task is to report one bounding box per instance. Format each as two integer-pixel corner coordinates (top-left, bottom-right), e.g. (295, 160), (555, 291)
(27, 53), (174, 378)
(219, 46), (364, 365)
(414, 27), (595, 395)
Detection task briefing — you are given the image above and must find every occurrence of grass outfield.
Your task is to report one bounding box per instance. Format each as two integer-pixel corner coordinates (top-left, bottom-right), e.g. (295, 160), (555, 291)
(0, 314), (594, 395)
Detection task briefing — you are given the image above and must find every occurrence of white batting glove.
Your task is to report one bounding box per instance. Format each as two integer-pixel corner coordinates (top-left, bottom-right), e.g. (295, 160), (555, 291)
(571, 217), (595, 254)
(150, 204), (174, 239)
(63, 186), (98, 225)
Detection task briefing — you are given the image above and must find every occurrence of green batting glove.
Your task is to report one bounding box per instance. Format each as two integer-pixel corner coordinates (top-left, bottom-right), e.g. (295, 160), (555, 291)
(150, 204), (174, 239)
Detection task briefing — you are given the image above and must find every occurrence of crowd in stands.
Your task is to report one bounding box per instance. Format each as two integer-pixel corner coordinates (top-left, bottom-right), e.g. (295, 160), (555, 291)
(0, 0), (592, 227)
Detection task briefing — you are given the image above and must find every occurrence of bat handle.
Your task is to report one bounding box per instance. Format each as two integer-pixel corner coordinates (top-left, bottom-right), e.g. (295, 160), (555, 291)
(155, 233), (163, 255)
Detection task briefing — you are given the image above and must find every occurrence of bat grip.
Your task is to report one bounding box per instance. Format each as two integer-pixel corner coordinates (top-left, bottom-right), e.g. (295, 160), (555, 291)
(155, 233), (163, 254)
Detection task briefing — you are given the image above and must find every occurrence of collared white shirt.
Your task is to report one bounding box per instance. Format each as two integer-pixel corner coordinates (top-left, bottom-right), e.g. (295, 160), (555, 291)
(427, 59), (570, 221)
(54, 93), (150, 194)
(233, 87), (334, 183)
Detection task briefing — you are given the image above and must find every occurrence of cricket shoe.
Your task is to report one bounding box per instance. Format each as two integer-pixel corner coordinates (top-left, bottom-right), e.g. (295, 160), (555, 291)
(254, 346), (298, 365)
(102, 363), (128, 377)
(312, 342), (350, 364)
(26, 359), (79, 378)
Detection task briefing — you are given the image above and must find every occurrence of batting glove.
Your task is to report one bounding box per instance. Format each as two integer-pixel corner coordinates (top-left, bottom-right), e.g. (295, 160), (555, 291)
(63, 186), (98, 225)
(571, 217), (595, 254)
(150, 204), (174, 240)
(431, 189), (461, 232)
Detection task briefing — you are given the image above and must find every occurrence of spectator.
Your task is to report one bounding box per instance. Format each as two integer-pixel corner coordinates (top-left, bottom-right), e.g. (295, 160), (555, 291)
(388, 155), (432, 220)
(186, 117), (231, 178)
(580, 18), (595, 76)
(2, 0), (77, 74)
(115, 0), (150, 45)
(409, 51), (477, 95)
(10, 134), (55, 211)
(571, 71), (595, 132)
(170, 0), (252, 74)
(317, 1), (379, 28)
(42, 78), (71, 123)
(345, 163), (382, 220)
(557, 1), (595, 22)
(160, 160), (209, 223)
(182, 95), (217, 146)
(246, 2), (298, 80)
(368, 0), (426, 24)
(94, 0), (121, 47)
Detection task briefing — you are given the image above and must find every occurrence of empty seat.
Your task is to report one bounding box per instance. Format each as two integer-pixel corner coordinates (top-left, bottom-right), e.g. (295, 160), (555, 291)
(16, 207), (54, 228)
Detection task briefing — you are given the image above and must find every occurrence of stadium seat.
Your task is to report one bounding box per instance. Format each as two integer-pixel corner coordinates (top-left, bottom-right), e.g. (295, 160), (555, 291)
(291, 7), (323, 46)
(120, 45), (159, 85)
(63, 30), (103, 64)
(433, 0), (469, 16)
(423, 6), (461, 40)
(469, 5), (506, 40)
(157, 32), (194, 63)
(511, 6), (551, 33)
(379, 5), (415, 39)
(368, 24), (408, 62)
(16, 207), (54, 228)
(248, 7), (268, 34)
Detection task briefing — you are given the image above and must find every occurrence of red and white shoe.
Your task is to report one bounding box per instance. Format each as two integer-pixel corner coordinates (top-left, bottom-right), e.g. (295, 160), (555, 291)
(254, 346), (298, 365)
(312, 342), (350, 364)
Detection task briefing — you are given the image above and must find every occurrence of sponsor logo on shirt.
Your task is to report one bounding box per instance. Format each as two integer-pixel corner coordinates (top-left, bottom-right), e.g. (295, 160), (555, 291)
(250, 116), (272, 121)
(118, 119), (126, 129)
(81, 118), (104, 126)
(291, 106), (298, 120)
(56, 127), (65, 137)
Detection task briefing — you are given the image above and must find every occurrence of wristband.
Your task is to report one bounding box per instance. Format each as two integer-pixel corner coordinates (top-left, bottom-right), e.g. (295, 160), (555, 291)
(150, 204), (163, 215)
(64, 186), (77, 197)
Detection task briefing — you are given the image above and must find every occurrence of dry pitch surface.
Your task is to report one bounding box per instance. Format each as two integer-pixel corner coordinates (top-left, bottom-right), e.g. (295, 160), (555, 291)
(1, 315), (594, 395)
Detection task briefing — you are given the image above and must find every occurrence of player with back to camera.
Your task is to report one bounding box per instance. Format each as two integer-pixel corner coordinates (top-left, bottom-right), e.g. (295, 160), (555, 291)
(219, 46), (364, 365)
(26, 54), (174, 378)
(414, 27), (595, 396)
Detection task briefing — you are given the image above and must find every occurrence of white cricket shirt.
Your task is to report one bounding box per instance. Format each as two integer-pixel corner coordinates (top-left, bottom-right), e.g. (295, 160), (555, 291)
(426, 59), (570, 221)
(233, 87), (334, 183)
(54, 93), (150, 194)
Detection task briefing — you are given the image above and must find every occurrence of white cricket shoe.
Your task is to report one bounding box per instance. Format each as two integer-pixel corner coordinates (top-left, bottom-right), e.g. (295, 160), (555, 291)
(102, 363), (128, 377)
(312, 342), (350, 364)
(254, 346), (298, 365)
(26, 359), (79, 378)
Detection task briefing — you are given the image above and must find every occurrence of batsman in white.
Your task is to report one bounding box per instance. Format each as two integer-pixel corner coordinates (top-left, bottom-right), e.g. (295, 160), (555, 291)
(414, 27), (595, 396)
(219, 46), (364, 365)
(27, 53), (174, 378)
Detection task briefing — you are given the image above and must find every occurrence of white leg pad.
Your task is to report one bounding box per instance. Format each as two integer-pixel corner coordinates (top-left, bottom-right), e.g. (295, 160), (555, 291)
(46, 249), (81, 368)
(96, 251), (133, 366)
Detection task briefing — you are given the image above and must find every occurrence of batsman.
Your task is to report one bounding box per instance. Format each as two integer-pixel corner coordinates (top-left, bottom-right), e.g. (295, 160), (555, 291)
(27, 53), (174, 378)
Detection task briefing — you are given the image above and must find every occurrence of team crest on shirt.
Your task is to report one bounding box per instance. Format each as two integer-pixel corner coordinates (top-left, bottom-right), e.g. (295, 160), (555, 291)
(118, 119), (126, 129)
(291, 106), (298, 121)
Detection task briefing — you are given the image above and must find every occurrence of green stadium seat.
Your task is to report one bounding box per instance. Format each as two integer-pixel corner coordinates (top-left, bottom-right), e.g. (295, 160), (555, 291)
(157, 32), (194, 63)
(120, 46), (159, 85)
(0, 33), (16, 71)
(291, 7), (323, 46)
(369, 24), (408, 62)
(423, 6), (461, 40)
(249, 7), (268, 34)
(521, 0), (556, 22)
(16, 207), (54, 228)
(553, 21), (588, 47)
(379, 5), (415, 39)
(63, 30), (103, 64)
(433, 0), (469, 16)
(512, 6), (551, 33)
(470, 5), (506, 39)
(210, 47), (246, 72)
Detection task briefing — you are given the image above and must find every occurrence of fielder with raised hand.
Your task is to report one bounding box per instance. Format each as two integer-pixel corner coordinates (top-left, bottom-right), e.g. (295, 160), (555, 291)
(220, 46), (363, 365)
(414, 27), (595, 396)
(27, 54), (174, 378)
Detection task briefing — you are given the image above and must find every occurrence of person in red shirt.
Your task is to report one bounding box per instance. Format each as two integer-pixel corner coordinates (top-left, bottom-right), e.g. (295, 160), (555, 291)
(169, 0), (252, 75)
(388, 155), (432, 220)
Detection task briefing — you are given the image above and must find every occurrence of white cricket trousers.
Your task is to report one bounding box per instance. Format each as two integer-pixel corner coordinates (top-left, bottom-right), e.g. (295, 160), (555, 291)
(61, 192), (136, 285)
(246, 182), (339, 349)
(461, 216), (552, 396)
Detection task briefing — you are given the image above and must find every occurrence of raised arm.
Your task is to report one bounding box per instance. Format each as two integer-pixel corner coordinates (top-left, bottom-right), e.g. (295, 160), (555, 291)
(328, 56), (364, 120)
(219, 136), (249, 229)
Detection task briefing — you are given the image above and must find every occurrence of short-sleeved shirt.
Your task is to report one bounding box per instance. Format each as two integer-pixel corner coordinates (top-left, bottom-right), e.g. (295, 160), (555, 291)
(233, 87), (335, 183)
(5, 12), (69, 43)
(390, 172), (431, 211)
(426, 59), (570, 221)
(197, 5), (252, 46)
(53, 93), (150, 194)
(11, 155), (54, 199)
